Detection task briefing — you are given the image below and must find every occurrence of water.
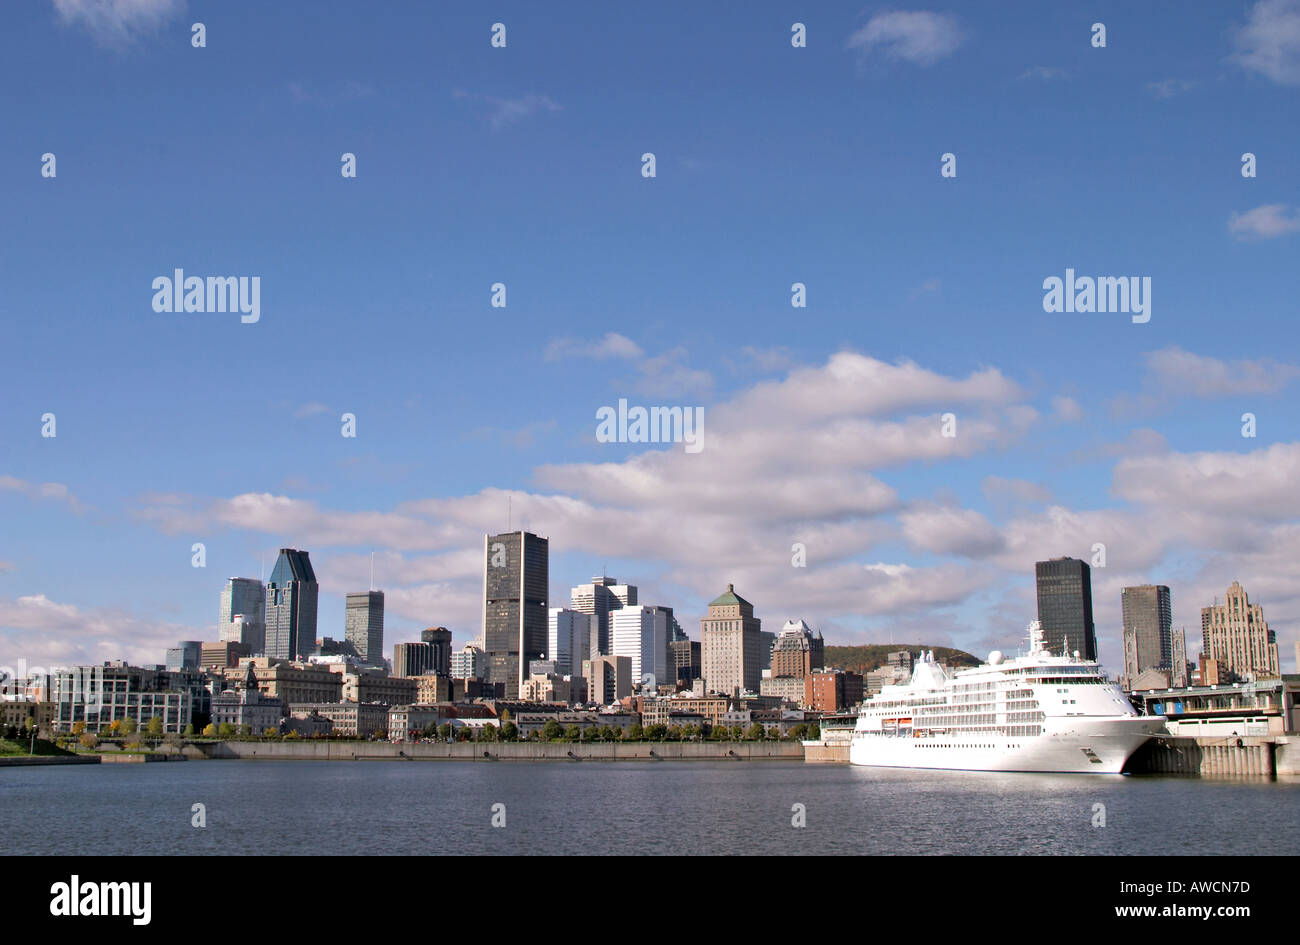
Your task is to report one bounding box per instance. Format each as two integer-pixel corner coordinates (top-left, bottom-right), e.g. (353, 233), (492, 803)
(3, 761), (1296, 855)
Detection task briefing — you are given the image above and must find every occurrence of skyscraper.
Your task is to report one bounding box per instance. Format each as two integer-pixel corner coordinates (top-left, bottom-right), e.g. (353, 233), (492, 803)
(701, 584), (762, 696)
(219, 577), (265, 653)
(570, 576), (636, 657)
(392, 642), (434, 678)
(420, 627), (453, 677)
(345, 590), (385, 664)
(264, 548), (318, 661)
(610, 605), (671, 691)
(1121, 584), (1172, 681)
(548, 608), (595, 677)
(1201, 581), (1279, 679)
(482, 531), (549, 699)
(1034, 558), (1098, 661)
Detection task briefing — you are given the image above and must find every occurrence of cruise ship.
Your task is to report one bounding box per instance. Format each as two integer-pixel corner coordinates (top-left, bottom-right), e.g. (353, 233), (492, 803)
(849, 622), (1165, 773)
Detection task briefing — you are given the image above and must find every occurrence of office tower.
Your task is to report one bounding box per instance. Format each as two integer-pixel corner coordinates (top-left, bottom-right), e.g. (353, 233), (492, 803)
(583, 655), (632, 705)
(570, 576), (637, 657)
(165, 641), (202, 671)
(610, 605), (671, 691)
(701, 584), (762, 696)
(1034, 558), (1098, 661)
(1171, 628), (1189, 687)
(1201, 582), (1280, 679)
(264, 548), (319, 661)
(420, 627), (453, 677)
(482, 531), (549, 699)
(669, 638), (702, 684)
(1120, 585), (1172, 683)
(548, 608), (596, 677)
(345, 591), (385, 664)
(219, 578), (265, 651)
(392, 642), (435, 678)
(450, 644), (488, 680)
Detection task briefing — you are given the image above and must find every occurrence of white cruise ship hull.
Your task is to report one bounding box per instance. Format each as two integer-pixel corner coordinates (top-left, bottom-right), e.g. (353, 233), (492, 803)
(849, 716), (1164, 774)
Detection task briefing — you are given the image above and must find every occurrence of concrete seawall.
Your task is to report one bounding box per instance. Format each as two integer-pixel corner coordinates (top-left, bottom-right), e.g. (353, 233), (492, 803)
(0, 754), (100, 768)
(195, 740), (806, 762)
(1127, 735), (1297, 777)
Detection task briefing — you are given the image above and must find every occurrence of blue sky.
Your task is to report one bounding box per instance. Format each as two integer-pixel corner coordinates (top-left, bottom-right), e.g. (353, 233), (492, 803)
(2, 0), (1299, 674)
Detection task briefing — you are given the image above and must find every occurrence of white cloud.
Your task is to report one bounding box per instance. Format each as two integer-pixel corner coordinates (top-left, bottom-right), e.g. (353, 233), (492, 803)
(0, 593), (204, 669)
(1018, 66), (1068, 81)
(847, 11), (964, 66)
(1231, 0), (1300, 84)
(1144, 346), (1299, 397)
(1051, 395), (1084, 422)
(1229, 203), (1300, 240)
(545, 332), (644, 361)
(899, 504), (1004, 557)
(0, 475), (86, 512)
(453, 91), (562, 130)
(52, 0), (183, 48)
(1146, 78), (1196, 98)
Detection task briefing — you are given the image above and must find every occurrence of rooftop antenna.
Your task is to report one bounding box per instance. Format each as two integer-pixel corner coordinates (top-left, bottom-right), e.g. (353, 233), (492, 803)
(508, 495), (512, 532)
(370, 551), (375, 592)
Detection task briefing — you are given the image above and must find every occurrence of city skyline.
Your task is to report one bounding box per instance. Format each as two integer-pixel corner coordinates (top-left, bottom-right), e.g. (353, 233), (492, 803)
(2, 2), (1299, 676)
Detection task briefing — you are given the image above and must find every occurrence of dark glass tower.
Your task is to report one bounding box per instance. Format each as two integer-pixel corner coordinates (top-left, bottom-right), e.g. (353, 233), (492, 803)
(481, 531), (548, 699)
(1034, 557), (1098, 661)
(264, 548), (318, 661)
(1120, 584), (1172, 678)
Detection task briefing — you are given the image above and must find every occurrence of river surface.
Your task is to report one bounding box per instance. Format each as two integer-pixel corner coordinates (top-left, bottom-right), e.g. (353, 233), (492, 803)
(3, 761), (1295, 855)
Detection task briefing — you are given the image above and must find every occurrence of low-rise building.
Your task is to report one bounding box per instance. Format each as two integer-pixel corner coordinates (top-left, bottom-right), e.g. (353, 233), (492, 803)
(211, 663), (284, 733)
(245, 658), (343, 706)
(50, 662), (209, 734)
(288, 702), (389, 737)
(388, 704), (442, 741)
(1135, 676), (1300, 736)
(806, 670), (865, 713)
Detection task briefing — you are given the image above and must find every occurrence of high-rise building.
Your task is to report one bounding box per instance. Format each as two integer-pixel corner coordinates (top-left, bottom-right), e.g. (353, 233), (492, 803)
(701, 584), (762, 697)
(419, 627), (453, 677)
(1201, 582), (1279, 679)
(264, 549), (319, 661)
(1034, 558), (1098, 661)
(482, 531), (549, 699)
(570, 577), (637, 657)
(1120, 585), (1172, 683)
(219, 578), (265, 652)
(345, 590), (385, 664)
(610, 605), (671, 691)
(770, 619), (824, 678)
(450, 644), (488, 680)
(669, 639), (701, 684)
(549, 608), (596, 677)
(583, 655), (632, 705)
(392, 642), (435, 678)
(165, 641), (202, 671)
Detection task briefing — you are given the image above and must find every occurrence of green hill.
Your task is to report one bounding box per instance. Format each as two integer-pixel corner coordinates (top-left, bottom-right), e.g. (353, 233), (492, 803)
(822, 643), (980, 675)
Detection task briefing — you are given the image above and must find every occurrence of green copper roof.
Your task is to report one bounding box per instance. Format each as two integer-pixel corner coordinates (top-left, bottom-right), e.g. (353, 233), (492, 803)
(709, 583), (750, 607)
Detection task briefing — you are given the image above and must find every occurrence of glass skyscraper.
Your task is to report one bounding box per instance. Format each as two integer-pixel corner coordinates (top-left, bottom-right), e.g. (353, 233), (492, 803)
(264, 548), (318, 661)
(482, 531), (548, 699)
(1034, 557), (1098, 661)
(345, 590), (384, 664)
(219, 577), (265, 652)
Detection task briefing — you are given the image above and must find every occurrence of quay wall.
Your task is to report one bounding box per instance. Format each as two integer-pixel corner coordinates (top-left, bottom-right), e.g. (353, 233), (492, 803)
(194, 740), (805, 762)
